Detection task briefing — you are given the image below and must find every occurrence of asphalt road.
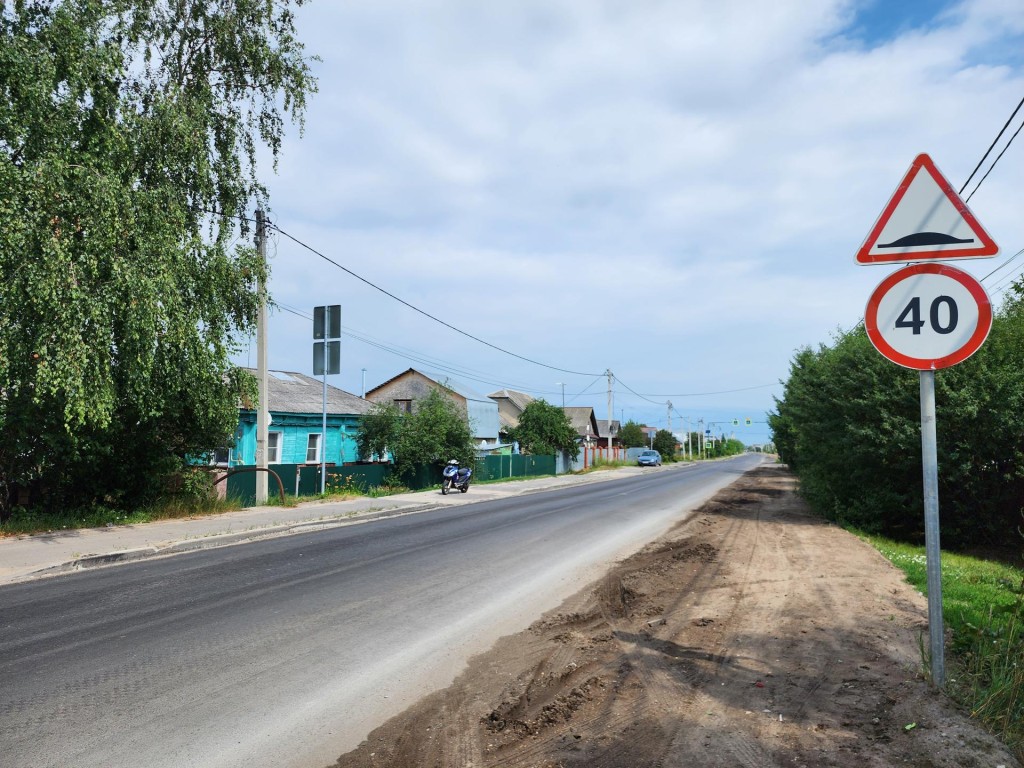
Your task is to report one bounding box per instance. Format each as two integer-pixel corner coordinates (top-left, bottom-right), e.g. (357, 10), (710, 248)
(0, 455), (762, 768)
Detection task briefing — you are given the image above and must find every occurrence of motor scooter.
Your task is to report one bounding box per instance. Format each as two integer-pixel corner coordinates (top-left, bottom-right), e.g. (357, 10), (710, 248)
(441, 459), (472, 494)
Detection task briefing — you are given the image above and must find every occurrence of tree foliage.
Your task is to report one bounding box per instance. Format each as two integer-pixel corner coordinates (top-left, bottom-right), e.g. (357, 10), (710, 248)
(510, 399), (579, 459)
(356, 390), (476, 480)
(617, 420), (647, 449)
(0, 0), (316, 515)
(394, 389), (476, 476)
(652, 429), (677, 459)
(355, 403), (401, 463)
(769, 295), (1024, 549)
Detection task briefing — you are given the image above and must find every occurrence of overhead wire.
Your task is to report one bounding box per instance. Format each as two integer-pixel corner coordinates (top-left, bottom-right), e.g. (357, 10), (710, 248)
(268, 223), (603, 378)
(965, 116), (1024, 203)
(202, 208), (785, 412)
(272, 301), (595, 398)
(959, 93), (1024, 197)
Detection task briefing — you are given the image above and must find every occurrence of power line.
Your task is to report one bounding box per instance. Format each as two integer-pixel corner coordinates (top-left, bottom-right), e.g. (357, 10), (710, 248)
(272, 301), (581, 395)
(959, 93), (1024, 196)
(613, 375), (665, 406)
(619, 382), (780, 398)
(272, 301), (602, 398)
(213, 208), (781, 404)
(965, 116), (1024, 203)
(269, 223), (603, 377)
(980, 246), (1024, 284)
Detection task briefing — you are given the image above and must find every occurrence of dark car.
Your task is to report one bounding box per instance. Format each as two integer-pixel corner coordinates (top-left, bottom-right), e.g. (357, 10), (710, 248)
(637, 449), (662, 467)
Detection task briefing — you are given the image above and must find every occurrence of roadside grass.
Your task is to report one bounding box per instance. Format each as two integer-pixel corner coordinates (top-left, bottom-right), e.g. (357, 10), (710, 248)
(0, 495), (244, 537)
(862, 533), (1024, 757)
(324, 474), (408, 499)
(579, 457), (632, 472)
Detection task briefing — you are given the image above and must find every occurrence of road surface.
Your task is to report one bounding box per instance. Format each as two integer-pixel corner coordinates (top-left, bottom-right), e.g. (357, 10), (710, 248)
(0, 455), (760, 768)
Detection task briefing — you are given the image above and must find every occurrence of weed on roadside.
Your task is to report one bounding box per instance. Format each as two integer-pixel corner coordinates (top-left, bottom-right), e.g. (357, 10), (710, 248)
(0, 496), (244, 537)
(864, 533), (1024, 759)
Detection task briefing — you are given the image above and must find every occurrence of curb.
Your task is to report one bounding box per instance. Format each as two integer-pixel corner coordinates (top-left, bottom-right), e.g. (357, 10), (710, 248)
(25, 502), (442, 580)
(18, 462), (701, 582)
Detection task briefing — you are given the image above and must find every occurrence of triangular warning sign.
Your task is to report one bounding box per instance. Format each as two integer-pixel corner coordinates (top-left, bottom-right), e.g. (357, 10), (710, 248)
(856, 154), (999, 265)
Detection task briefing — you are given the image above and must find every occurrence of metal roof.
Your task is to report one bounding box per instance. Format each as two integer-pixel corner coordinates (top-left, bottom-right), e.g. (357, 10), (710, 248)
(242, 368), (374, 416)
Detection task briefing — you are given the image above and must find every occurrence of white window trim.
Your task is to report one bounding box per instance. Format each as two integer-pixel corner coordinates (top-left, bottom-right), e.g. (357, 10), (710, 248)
(306, 433), (321, 464)
(267, 431), (282, 464)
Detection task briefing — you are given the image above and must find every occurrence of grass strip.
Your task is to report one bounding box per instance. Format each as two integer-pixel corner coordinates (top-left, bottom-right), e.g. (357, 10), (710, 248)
(862, 534), (1023, 759)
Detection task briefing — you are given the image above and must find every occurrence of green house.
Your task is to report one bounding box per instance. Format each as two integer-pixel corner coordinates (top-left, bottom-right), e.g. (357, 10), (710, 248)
(223, 369), (375, 467)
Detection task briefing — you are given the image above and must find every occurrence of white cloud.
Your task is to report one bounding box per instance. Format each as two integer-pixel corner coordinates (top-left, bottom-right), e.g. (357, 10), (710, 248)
(247, 0), (1024, 430)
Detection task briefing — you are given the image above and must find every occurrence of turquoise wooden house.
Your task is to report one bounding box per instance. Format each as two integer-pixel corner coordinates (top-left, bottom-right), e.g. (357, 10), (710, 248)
(224, 369), (374, 467)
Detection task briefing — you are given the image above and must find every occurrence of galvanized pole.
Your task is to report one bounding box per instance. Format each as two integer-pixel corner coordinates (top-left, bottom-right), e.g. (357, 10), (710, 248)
(920, 369), (945, 687)
(321, 369), (327, 494)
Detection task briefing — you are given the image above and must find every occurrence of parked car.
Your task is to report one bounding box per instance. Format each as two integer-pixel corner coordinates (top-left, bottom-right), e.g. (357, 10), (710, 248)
(637, 449), (662, 467)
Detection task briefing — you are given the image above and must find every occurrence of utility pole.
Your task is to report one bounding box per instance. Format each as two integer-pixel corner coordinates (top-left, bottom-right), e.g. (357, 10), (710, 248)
(667, 401), (672, 433)
(685, 416), (691, 460)
(255, 209), (269, 505)
(556, 382), (565, 408)
(361, 368), (367, 399)
(698, 418), (704, 460)
(606, 369), (614, 458)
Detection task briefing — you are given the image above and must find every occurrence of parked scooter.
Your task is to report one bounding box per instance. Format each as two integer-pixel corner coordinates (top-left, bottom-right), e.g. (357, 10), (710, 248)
(441, 459), (472, 494)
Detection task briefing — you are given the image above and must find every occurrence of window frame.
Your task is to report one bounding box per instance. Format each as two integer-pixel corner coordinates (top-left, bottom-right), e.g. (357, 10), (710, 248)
(267, 431), (282, 464)
(305, 433), (321, 464)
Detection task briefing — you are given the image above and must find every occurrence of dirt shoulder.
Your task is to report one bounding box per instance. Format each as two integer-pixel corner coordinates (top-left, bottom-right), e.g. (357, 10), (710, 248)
(330, 464), (1020, 768)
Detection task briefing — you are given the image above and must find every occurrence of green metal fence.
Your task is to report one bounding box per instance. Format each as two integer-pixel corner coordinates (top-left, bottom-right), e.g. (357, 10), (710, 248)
(474, 454), (556, 482)
(225, 463), (394, 506)
(224, 455), (557, 506)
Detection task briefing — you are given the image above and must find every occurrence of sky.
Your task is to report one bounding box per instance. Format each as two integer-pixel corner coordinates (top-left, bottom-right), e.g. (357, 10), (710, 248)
(234, 0), (1024, 446)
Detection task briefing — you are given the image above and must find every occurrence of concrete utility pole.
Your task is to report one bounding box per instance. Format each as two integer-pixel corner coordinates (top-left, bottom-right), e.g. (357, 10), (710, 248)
(361, 368), (367, 399)
(255, 209), (269, 504)
(606, 369), (614, 456)
(556, 382), (565, 408)
(667, 401), (672, 433)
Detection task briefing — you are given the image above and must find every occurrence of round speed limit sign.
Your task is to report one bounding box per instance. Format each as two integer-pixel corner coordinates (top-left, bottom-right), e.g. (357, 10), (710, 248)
(865, 263), (992, 370)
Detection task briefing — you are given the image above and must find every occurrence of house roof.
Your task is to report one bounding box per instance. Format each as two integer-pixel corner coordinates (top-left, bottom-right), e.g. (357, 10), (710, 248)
(367, 368), (494, 404)
(488, 389), (535, 412)
(243, 369), (374, 416)
(562, 406), (598, 437)
(488, 389), (536, 430)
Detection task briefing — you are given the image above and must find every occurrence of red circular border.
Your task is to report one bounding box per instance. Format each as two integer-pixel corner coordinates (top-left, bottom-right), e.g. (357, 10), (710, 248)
(864, 263), (992, 370)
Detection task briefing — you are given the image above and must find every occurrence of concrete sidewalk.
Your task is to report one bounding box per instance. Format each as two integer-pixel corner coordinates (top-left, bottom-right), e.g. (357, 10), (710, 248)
(0, 463), (677, 586)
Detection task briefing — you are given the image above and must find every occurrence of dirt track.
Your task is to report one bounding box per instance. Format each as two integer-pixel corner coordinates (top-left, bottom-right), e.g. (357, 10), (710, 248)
(330, 464), (1020, 768)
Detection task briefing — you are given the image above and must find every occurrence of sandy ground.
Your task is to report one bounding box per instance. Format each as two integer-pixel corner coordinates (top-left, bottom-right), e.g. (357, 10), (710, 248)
(329, 464), (1020, 768)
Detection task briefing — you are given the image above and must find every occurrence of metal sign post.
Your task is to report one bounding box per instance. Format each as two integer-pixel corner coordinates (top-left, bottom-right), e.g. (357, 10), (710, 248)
(919, 370), (944, 685)
(858, 152), (1000, 686)
(864, 263), (993, 687)
(313, 305), (341, 494)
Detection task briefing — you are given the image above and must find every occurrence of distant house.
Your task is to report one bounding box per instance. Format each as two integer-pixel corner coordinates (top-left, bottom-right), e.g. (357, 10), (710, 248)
(488, 389), (536, 438)
(640, 425), (657, 446)
(562, 406), (601, 446)
(223, 369), (374, 467)
(365, 368), (500, 450)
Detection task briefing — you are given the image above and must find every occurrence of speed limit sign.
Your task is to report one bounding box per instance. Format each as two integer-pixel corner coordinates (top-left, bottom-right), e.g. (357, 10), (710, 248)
(865, 263), (992, 370)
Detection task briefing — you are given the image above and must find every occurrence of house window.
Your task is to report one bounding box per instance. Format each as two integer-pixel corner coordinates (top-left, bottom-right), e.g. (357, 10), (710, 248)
(211, 447), (230, 466)
(306, 433), (321, 463)
(268, 432), (282, 463)
(394, 399), (412, 413)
